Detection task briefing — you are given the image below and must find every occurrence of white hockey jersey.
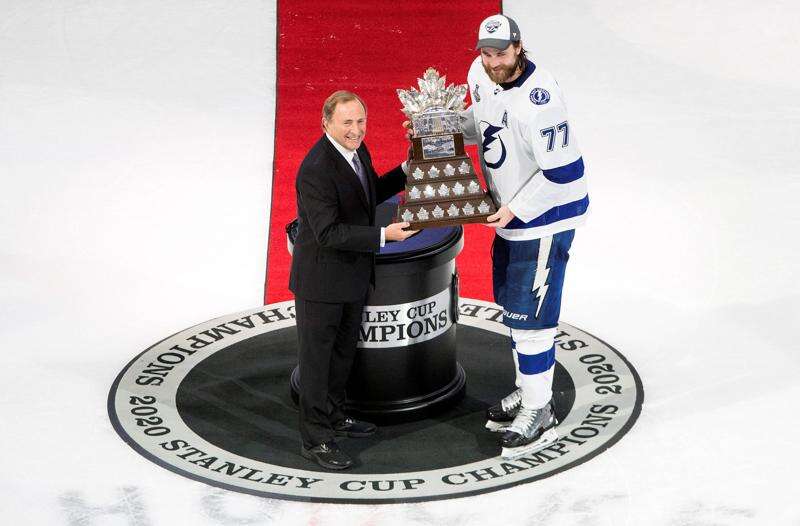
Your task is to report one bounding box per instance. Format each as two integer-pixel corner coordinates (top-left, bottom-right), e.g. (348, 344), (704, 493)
(461, 57), (589, 240)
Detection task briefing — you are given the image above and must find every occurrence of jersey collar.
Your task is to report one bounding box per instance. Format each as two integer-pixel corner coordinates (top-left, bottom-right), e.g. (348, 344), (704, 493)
(499, 59), (536, 91)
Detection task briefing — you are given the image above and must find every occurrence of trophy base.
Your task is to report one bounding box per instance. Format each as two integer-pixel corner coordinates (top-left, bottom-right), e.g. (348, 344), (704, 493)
(408, 214), (491, 229)
(400, 152), (497, 227)
(397, 194), (497, 229)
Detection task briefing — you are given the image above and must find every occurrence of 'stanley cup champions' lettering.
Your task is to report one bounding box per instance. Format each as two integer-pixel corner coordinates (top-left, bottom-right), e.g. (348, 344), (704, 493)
(358, 289), (451, 348)
(109, 299), (642, 503)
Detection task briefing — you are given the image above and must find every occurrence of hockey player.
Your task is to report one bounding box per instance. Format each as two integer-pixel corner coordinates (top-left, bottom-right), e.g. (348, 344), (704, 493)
(461, 14), (589, 459)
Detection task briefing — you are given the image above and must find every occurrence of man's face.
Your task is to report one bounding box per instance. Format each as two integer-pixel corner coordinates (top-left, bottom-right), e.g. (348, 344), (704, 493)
(480, 44), (520, 83)
(324, 99), (367, 151)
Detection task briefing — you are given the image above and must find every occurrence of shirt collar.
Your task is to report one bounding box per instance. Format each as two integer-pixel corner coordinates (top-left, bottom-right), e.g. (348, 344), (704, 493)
(325, 133), (356, 162)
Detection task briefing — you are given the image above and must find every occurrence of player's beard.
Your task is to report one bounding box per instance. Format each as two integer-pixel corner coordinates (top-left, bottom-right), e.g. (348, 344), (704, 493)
(483, 61), (519, 84)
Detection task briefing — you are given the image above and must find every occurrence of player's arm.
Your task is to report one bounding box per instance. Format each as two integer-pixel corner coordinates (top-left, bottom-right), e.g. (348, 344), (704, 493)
(459, 106), (479, 145)
(461, 60), (484, 145)
(506, 105), (586, 223)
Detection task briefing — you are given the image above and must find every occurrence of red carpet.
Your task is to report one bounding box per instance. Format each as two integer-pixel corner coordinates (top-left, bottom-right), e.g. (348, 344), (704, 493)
(265, 1), (501, 304)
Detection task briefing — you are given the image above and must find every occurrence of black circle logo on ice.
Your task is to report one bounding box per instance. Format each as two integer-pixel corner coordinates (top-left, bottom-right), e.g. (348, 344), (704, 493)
(530, 88), (551, 105)
(108, 298), (643, 504)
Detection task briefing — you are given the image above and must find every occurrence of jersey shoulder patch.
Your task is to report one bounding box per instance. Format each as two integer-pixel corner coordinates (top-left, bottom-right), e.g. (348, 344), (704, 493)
(525, 67), (559, 106)
(529, 87), (550, 105)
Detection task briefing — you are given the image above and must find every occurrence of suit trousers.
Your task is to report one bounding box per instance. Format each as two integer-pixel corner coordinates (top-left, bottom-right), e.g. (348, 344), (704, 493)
(295, 296), (365, 448)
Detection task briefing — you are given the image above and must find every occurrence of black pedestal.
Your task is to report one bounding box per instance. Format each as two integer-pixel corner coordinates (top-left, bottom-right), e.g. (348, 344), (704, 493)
(288, 197), (465, 423)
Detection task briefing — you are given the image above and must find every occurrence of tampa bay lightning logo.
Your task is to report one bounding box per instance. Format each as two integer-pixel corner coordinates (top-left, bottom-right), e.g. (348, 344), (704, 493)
(473, 84), (481, 102)
(530, 88), (550, 105)
(485, 20), (501, 33)
(480, 121), (507, 169)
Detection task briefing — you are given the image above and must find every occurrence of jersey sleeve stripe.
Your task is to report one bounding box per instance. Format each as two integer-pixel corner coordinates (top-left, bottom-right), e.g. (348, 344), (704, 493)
(505, 195), (590, 230)
(542, 157), (584, 184)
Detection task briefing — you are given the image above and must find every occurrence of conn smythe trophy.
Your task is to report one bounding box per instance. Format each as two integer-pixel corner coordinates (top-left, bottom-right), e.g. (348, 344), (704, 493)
(396, 68), (496, 228)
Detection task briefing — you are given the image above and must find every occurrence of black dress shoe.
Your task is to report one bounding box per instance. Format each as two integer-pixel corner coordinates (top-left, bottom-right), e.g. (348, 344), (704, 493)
(333, 417), (377, 437)
(300, 441), (353, 470)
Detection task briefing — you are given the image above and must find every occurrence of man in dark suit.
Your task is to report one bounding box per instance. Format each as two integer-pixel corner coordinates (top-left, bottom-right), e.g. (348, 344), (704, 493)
(289, 90), (416, 470)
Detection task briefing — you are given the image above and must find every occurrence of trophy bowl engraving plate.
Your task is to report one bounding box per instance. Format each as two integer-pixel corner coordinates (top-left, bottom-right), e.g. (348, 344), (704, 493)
(421, 135), (456, 160)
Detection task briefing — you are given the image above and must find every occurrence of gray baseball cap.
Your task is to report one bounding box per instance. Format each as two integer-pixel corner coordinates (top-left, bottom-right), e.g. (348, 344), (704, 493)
(476, 14), (521, 50)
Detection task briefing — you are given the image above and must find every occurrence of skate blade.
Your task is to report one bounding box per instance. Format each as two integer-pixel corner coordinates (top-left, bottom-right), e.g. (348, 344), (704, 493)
(500, 428), (559, 460)
(485, 420), (511, 432)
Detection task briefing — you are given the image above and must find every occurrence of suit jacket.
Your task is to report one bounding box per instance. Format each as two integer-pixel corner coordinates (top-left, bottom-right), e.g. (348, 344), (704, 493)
(289, 135), (407, 303)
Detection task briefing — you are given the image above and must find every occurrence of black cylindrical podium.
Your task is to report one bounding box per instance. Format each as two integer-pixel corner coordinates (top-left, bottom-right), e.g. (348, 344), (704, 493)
(289, 197), (465, 423)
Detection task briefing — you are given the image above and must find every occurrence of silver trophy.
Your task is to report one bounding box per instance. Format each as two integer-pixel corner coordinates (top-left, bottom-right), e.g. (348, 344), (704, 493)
(396, 68), (495, 228)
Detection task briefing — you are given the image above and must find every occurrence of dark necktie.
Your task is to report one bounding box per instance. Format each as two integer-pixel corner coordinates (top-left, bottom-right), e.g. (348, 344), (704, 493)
(352, 152), (369, 197)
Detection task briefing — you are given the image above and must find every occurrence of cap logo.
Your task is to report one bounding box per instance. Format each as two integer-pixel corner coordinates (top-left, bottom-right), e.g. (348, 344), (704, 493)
(485, 20), (502, 33)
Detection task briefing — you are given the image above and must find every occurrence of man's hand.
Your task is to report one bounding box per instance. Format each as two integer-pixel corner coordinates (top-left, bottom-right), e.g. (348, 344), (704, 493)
(402, 120), (414, 140)
(385, 221), (418, 241)
(484, 205), (515, 228)
(401, 121), (414, 173)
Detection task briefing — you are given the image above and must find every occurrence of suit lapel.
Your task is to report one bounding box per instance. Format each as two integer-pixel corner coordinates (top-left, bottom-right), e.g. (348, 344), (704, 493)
(323, 135), (370, 213)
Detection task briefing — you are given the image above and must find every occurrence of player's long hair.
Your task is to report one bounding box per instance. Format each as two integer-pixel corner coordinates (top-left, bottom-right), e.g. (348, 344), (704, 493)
(515, 43), (528, 72)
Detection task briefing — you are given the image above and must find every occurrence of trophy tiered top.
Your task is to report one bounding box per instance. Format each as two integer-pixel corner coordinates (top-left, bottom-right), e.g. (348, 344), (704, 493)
(396, 68), (496, 228)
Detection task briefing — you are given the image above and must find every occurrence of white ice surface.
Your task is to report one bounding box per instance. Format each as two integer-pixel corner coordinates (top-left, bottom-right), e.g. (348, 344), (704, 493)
(1, 0), (799, 524)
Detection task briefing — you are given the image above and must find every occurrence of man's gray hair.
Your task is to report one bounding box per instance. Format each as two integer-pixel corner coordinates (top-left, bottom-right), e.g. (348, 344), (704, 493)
(322, 90), (367, 123)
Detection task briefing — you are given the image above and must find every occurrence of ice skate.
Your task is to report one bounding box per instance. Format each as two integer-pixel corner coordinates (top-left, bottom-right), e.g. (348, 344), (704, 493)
(500, 400), (558, 460)
(485, 388), (522, 432)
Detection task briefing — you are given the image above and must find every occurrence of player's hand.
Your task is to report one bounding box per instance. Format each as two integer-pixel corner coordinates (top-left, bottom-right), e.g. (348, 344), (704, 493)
(484, 206), (515, 228)
(385, 221), (418, 241)
(402, 120), (414, 140)
(401, 121), (415, 170)
(401, 144), (415, 175)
